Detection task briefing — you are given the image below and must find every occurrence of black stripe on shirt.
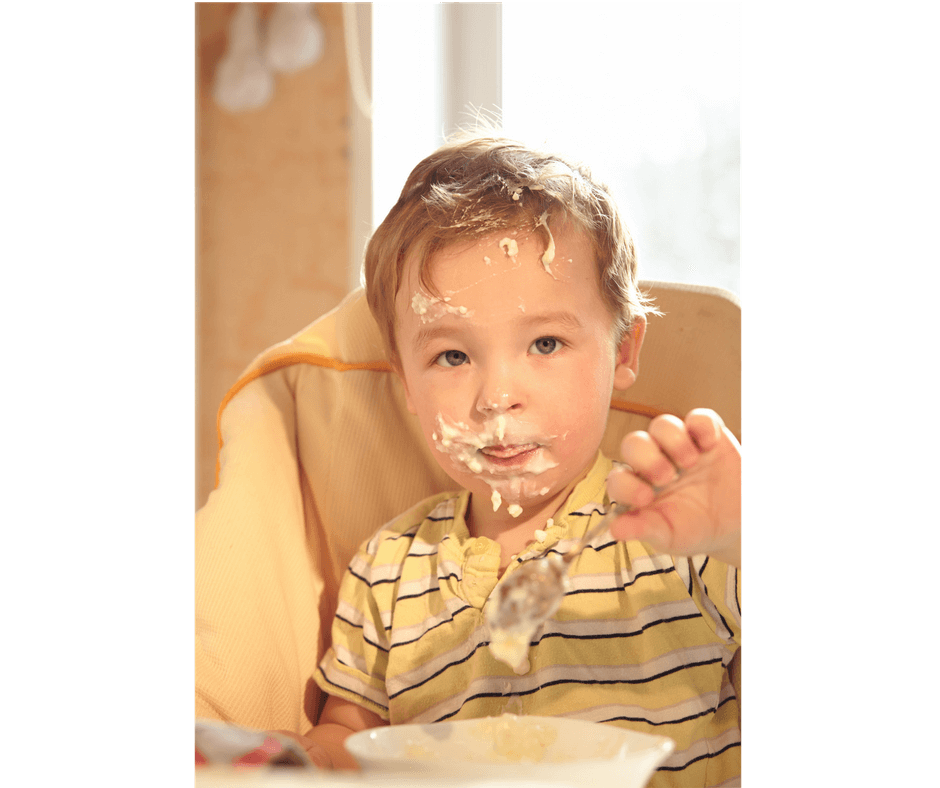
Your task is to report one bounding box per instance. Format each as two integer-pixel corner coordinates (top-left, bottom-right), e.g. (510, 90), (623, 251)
(656, 739), (741, 772)
(387, 604), (475, 651)
(432, 656), (726, 721)
(386, 640), (492, 700)
(333, 612), (390, 653)
(396, 578), (461, 601)
(561, 565), (678, 596)
(697, 558), (735, 640)
(533, 656), (725, 690)
(600, 690), (738, 728)
(534, 611), (703, 646)
(314, 666), (389, 713)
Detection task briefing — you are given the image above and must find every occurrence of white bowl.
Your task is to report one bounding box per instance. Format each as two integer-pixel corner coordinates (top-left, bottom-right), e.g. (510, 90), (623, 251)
(345, 714), (674, 788)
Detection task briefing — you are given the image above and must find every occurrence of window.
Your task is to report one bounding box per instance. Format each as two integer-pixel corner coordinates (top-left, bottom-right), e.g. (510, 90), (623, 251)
(502, 2), (740, 295)
(370, 2), (740, 295)
(371, 4), (443, 243)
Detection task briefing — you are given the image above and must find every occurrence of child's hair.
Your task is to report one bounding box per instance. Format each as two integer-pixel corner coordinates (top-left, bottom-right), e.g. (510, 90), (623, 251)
(364, 132), (657, 367)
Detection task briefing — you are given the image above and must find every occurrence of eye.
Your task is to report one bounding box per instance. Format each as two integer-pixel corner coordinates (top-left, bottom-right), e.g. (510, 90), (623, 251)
(435, 349), (469, 367)
(529, 336), (561, 355)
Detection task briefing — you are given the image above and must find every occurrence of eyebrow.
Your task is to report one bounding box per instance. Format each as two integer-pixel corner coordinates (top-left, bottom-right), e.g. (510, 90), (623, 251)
(518, 310), (585, 333)
(411, 322), (461, 352)
(410, 309), (585, 352)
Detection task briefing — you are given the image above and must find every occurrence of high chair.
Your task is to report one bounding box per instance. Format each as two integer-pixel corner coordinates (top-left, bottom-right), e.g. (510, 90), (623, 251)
(195, 281), (741, 733)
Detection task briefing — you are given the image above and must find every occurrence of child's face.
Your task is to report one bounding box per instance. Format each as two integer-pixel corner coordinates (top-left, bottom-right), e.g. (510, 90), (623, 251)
(394, 224), (643, 514)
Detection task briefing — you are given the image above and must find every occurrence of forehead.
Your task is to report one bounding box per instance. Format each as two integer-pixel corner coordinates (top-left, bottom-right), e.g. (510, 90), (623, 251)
(402, 223), (597, 298)
(392, 223), (609, 348)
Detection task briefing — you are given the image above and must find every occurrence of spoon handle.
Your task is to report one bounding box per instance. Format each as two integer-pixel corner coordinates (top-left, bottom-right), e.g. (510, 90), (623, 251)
(562, 502), (630, 565)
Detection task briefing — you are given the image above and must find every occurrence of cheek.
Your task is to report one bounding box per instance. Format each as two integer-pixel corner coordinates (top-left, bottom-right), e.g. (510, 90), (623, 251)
(548, 358), (614, 445)
(568, 350), (616, 407)
(412, 388), (463, 452)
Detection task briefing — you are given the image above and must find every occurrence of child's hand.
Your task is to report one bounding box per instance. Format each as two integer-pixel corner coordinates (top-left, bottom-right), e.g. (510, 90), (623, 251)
(606, 408), (741, 567)
(271, 730), (333, 769)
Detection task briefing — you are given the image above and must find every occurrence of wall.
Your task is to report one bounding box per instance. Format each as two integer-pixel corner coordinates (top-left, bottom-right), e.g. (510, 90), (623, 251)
(195, 3), (353, 509)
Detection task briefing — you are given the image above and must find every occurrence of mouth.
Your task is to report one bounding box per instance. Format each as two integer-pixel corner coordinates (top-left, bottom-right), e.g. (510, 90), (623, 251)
(479, 443), (541, 467)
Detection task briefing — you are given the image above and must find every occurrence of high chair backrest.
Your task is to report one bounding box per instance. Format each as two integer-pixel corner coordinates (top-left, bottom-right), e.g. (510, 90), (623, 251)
(195, 282), (741, 733)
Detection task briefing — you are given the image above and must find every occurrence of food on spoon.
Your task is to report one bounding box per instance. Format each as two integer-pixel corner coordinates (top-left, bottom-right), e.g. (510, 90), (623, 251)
(486, 554), (569, 671)
(486, 504), (628, 670)
(488, 620), (532, 674)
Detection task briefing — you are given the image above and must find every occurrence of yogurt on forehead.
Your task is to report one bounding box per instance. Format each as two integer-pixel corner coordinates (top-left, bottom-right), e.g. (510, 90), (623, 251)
(411, 290), (471, 323)
(534, 211), (557, 276)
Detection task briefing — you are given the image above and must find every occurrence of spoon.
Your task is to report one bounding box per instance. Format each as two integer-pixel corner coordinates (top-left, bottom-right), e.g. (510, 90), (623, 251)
(485, 502), (629, 671)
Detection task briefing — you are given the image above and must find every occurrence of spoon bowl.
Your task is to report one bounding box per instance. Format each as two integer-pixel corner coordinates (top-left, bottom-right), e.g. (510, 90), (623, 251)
(485, 503), (629, 669)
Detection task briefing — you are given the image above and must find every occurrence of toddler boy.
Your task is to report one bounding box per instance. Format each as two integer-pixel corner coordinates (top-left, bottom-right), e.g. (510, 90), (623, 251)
(292, 135), (741, 787)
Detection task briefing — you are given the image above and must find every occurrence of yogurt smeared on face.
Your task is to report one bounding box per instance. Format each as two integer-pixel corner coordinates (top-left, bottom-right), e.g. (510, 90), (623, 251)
(431, 412), (559, 505)
(491, 489), (502, 512)
(494, 414), (507, 442)
(411, 290), (472, 323)
(534, 211), (557, 276)
(499, 237), (519, 261)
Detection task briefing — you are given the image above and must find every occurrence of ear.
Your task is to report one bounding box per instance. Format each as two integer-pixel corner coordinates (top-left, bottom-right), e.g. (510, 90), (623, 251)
(613, 316), (646, 390)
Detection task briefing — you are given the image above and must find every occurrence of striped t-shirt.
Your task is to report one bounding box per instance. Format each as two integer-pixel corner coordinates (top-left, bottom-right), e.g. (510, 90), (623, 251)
(315, 453), (741, 787)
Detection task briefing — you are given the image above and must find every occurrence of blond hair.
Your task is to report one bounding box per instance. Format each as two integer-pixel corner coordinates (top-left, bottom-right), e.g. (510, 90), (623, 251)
(364, 133), (656, 367)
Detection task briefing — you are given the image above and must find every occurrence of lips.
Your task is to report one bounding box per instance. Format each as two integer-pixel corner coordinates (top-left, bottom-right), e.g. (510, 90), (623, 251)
(479, 443), (540, 466)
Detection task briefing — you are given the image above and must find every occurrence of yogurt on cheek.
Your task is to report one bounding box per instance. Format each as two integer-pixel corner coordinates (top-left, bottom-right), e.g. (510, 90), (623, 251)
(432, 415), (486, 474)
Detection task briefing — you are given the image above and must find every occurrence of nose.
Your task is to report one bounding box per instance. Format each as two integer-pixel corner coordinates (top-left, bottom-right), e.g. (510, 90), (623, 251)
(475, 363), (525, 416)
(476, 391), (512, 415)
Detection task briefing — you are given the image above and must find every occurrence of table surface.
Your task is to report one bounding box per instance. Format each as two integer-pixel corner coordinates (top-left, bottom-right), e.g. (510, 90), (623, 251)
(196, 768), (552, 788)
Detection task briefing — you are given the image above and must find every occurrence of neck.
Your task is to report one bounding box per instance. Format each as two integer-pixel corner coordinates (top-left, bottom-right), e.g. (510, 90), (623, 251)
(465, 467), (591, 568)
(468, 491), (567, 543)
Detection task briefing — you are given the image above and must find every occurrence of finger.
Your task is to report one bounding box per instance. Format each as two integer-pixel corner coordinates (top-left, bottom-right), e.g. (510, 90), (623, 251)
(303, 744), (333, 770)
(272, 730), (331, 769)
(648, 413), (701, 470)
(607, 467), (656, 510)
(684, 408), (725, 452)
(608, 507), (671, 550)
(618, 431), (680, 488)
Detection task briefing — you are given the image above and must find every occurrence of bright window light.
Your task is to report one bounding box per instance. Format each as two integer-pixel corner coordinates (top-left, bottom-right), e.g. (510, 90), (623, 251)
(502, 2), (740, 294)
(372, 4), (443, 232)
(371, 2), (739, 295)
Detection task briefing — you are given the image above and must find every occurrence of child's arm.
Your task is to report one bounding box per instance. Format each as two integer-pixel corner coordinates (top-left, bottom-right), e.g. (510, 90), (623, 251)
(606, 408), (741, 567)
(275, 694), (387, 769)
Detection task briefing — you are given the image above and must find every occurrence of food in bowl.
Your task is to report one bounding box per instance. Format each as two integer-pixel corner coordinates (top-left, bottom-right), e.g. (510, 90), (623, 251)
(345, 714), (675, 788)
